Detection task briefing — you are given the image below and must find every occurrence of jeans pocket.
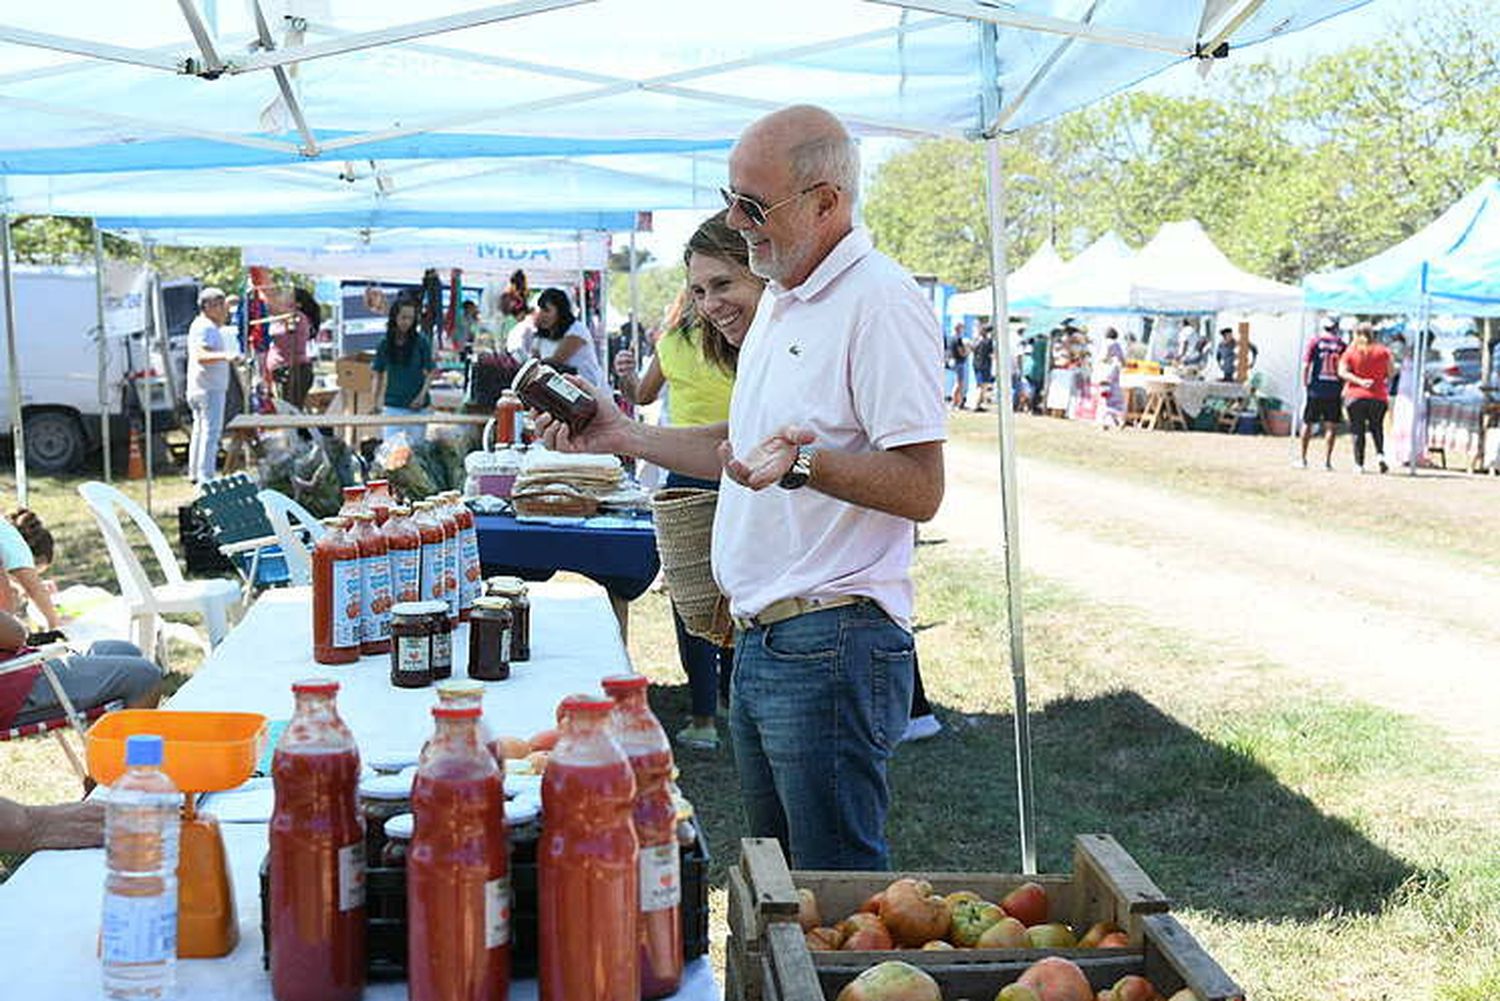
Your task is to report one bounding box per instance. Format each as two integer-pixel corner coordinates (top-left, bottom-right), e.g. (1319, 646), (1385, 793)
(870, 647), (914, 750)
(759, 614), (840, 660)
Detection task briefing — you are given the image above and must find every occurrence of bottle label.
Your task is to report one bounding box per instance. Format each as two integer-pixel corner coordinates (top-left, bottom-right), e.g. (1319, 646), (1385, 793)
(393, 547), (420, 602)
(499, 626), (511, 664)
(639, 843), (681, 912)
(331, 558), (361, 649)
(361, 554), (393, 642)
(432, 629), (452, 672)
(397, 634), (429, 678)
(485, 876), (511, 949)
(338, 841), (366, 911)
(421, 542), (444, 601)
(460, 527), (481, 608)
(445, 541), (460, 616)
(101, 893), (176, 965)
(549, 373), (589, 405)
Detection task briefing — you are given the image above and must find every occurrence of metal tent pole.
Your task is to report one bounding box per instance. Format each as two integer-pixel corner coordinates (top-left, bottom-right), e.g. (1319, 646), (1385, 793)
(1408, 297), (1430, 476)
(983, 134), (1037, 875)
(0, 196), (27, 506)
(142, 240), (159, 514)
(628, 227), (641, 363)
(93, 226), (112, 483)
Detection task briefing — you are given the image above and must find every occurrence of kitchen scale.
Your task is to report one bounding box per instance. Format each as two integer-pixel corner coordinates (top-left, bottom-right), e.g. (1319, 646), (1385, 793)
(87, 709), (269, 958)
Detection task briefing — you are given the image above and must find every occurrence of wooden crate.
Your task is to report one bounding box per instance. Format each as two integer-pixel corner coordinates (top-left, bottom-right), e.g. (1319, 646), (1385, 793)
(727, 834), (1242, 1001)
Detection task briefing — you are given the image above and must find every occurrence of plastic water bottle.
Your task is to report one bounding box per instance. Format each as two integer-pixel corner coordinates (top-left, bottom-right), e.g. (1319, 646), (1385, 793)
(102, 734), (181, 999)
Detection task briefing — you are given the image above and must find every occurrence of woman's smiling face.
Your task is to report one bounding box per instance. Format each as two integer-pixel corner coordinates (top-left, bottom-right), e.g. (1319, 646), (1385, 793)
(687, 251), (762, 346)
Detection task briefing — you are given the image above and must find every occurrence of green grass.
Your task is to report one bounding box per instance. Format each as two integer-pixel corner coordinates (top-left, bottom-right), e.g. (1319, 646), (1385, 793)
(633, 544), (1500, 1001)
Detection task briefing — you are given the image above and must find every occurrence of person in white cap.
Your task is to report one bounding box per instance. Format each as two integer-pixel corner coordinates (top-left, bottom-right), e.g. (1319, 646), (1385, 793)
(186, 286), (236, 485)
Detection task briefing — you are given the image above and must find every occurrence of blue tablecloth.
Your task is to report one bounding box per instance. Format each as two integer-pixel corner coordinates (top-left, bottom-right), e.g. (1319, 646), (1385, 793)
(474, 511), (660, 600)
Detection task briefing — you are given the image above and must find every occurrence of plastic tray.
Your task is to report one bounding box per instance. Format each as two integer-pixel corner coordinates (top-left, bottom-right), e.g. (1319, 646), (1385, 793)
(87, 710), (269, 792)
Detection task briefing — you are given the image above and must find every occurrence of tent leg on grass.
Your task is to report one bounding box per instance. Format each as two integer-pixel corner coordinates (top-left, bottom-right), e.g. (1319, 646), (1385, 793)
(983, 131), (1038, 875)
(93, 224), (112, 484)
(1, 191), (28, 507)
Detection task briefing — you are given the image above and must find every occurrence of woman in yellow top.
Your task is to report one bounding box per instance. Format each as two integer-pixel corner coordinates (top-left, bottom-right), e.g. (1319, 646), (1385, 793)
(616, 210), (760, 749)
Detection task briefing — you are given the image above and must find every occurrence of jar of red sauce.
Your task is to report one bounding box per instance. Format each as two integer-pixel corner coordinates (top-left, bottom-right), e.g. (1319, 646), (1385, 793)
(383, 505), (422, 605)
(313, 517), (361, 665)
(514, 358), (598, 433)
(366, 479), (394, 526)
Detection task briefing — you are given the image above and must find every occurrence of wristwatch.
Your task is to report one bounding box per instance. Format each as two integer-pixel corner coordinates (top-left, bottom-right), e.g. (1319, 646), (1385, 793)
(779, 446), (817, 490)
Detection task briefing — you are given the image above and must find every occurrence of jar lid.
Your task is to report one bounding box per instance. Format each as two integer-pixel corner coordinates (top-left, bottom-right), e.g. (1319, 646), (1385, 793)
(515, 356), (541, 385)
(435, 679), (485, 703)
(485, 576), (527, 595)
(367, 478), (388, 489)
(505, 796), (540, 826)
(601, 673), (648, 695)
(390, 601), (433, 617)
(558, 693), (614, 716)
(366, 750), (418, 774)
(505, 773), (542, 798)
(384, 813), (415, 840)
(360, 773), (413, 800)
(473, 597), (512, 612)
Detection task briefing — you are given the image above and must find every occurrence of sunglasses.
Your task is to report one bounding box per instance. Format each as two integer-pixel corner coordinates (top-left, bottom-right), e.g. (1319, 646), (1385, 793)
(720, 182), (832, 227)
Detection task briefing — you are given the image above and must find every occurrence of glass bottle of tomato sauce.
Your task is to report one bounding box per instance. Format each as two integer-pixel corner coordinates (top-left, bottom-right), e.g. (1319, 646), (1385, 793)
(408, 703), (510, 1001)
(350, 511), (392, 657)
(539, 695), (639, 1001)
(601, 674), (682, 998)
(432, 495), (461, 626)
(313, 517), (362, 665)
(445, 492), (481, 622)
(382, 506), (422, 605)
(365, 479), (394, 527)
(269, 679), (365, 1001)
(412, 502), (446, 607)
(337, 484), (368, 520)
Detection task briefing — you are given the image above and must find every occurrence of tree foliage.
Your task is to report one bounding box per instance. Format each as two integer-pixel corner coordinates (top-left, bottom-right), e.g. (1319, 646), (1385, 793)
(8, 215), (246, 290)
(607, 263), (686, 334)
(865, 0), (1500, 287)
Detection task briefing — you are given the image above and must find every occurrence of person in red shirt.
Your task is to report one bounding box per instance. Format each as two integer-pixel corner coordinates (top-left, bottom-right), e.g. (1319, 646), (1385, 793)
(1339, 322), (1393, 474)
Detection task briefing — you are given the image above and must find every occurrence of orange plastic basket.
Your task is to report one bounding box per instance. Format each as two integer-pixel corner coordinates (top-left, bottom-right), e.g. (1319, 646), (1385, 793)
(87, 710), (268, 792)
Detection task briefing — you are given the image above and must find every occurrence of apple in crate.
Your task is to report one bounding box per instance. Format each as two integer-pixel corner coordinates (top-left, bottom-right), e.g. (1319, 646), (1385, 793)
(835, 960), (942, 1001)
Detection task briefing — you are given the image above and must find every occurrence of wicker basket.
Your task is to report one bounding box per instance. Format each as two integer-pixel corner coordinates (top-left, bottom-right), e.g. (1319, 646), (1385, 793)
(650, 488), (732, 646)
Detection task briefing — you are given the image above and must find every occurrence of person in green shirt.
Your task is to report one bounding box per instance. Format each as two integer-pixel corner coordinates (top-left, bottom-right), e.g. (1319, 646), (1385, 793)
(371, 298), (435, 442)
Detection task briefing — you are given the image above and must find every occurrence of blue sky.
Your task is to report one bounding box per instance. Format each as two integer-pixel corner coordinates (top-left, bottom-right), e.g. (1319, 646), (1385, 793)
(627, 0), (1407, 284)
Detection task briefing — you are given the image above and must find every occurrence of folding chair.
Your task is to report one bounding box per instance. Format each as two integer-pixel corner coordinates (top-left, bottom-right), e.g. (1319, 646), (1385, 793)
(194, 473), (292, 600)
(0, 644), (120, 784)
(78, 482), (241, 661)
(256, 489), (327, 587)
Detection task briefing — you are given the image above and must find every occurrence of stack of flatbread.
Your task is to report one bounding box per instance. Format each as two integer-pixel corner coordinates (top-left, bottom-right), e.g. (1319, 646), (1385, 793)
(511, 449), (623, 516)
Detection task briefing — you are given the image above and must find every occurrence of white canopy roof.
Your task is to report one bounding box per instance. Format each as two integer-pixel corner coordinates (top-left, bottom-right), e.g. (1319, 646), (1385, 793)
(949, 241), (1067, 316)
(1041, 231), (1139, 312)
(1049, 221), (1302, 313)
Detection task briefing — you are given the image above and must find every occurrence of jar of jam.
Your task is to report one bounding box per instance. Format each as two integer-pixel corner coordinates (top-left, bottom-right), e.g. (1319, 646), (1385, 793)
(513, 357), (598, 432)
(359, 772), (413, 868)
(484, 577), (530, 662)
(505, 794), (541, 844)
(390, 601), (436, 688)
(468, 597), (513, 681)
(426, 600), (454, 680)
(381, 813), (414, 868)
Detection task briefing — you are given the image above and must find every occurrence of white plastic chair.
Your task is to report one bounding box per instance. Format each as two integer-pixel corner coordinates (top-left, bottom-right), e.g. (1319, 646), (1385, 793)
(257, 488), (328, 587)
(77, 482), (241, 658)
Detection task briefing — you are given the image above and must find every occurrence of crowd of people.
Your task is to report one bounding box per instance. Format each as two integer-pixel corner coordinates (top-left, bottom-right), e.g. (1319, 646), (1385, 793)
(1297, 318), (1394, 473)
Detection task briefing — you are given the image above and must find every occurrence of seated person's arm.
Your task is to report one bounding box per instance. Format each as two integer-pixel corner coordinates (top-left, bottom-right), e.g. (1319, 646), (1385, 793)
(0, 608), (28, 650)
(0, 797), (105, 853)
(10, 568), (62, 630)
(545, 334), (593, 372)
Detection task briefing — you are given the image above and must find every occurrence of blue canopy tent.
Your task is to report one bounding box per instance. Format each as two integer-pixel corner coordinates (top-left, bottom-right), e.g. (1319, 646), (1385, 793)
(0, 0), (1377, 870)
(1303, 178), (1500, 471)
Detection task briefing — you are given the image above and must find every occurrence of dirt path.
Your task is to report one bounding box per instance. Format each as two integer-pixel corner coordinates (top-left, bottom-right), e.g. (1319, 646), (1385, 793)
(931, 431), (1500, 759)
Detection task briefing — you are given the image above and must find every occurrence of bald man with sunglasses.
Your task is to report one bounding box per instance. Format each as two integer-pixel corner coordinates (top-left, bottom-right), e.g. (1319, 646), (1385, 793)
(537, 104), (946, 870)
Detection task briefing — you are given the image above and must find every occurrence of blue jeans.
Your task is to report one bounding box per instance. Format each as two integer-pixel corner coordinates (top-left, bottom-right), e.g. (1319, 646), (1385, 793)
(729, 601), (914, 870)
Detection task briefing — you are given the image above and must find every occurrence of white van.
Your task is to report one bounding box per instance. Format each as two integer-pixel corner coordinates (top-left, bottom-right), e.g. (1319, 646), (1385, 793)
(0, 264), (203, 472)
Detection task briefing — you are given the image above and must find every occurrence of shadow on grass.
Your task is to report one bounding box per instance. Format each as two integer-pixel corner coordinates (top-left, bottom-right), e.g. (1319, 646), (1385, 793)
(653, 680), (1416, 923)
(887, 689), (1416, 922)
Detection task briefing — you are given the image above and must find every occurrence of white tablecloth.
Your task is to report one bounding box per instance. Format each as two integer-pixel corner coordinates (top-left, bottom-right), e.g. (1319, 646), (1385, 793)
(0, 582), (722, 1000)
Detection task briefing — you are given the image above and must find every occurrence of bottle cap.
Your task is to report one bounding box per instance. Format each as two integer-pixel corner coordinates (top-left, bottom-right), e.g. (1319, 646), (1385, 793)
(384, 813), (415, 840)
(601, 673), (648, 695)
(342, 485), (367, 498)
(292, 678), (340, 695)
(432, 705), (483, 719)
(124, 733), (165, 767)
(557, 693), (614, 717)
(367, 479), (388, 490)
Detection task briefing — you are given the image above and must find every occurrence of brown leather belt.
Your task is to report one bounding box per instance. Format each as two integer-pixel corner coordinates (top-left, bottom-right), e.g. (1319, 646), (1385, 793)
(732, 595), (866, 632)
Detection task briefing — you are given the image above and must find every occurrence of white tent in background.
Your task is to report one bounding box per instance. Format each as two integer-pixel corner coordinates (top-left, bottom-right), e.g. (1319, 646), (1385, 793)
(949, 241), (1066, 316)
(1128, 220), (1304, 313)
(1043, 231), (1139, 312)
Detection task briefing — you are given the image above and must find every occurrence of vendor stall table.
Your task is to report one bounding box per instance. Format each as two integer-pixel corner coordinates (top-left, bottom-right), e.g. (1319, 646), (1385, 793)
(0, 583), (719, 1000)
(475, 511), (660, 640)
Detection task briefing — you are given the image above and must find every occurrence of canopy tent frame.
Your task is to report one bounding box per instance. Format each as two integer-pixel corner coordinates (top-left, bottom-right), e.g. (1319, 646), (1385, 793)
(0, 0), (1377, 874)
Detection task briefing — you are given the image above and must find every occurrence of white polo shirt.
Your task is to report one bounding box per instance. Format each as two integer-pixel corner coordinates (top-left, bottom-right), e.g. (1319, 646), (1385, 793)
(711, 227), (946, 630)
